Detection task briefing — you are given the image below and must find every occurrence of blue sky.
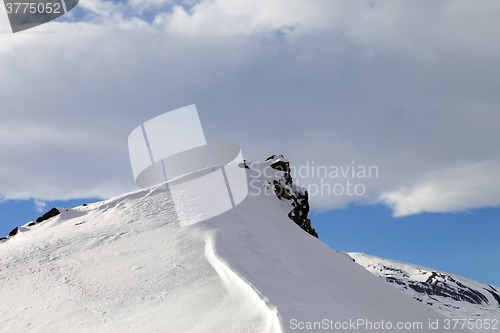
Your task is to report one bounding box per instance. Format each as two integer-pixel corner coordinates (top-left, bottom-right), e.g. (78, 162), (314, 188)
(0, 1), (499, 288)
(0, 198), (100, 237)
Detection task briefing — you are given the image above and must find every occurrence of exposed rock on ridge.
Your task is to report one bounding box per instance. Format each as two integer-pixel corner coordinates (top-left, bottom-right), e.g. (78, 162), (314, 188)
(35, 208), (60, 223)
(1, 208), (60, 241)
(264, 155), (318, 238)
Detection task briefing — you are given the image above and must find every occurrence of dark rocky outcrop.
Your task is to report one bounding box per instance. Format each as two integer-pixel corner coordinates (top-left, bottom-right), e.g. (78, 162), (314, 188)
(384, 269), (490, 305)
(485, 287), (500, 307)
(405, 279), (488, 304)
(8, 227), (19, 237)
(266, 155), (318, 238)
(386, 276), (406, 286)
(238, 161), (249, 169)
(36, 208), (60, 223)
(2, 208), (61, 241)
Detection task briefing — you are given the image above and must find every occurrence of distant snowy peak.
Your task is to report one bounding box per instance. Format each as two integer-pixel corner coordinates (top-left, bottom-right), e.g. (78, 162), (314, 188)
(349, 252), (500, 323)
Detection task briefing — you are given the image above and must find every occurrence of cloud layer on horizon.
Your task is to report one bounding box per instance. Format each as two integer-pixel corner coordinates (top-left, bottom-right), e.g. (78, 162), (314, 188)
(0, 0), (499, 217)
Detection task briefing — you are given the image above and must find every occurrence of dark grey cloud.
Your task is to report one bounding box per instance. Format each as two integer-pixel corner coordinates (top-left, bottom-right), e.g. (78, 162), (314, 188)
(0, 0), (499, 215)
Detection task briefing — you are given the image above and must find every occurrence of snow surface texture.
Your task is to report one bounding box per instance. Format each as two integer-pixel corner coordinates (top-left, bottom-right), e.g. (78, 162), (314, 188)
(349, 252), (500, 333)
(0, 157), (473, 332)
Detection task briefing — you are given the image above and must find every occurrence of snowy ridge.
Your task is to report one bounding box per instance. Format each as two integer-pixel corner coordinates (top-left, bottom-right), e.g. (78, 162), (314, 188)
(349, 252), (500, 333)
(0, 157), (473, 332)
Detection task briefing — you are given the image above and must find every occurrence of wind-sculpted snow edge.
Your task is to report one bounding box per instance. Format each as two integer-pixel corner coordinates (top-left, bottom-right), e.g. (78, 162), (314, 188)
(204, 236), (283, 333)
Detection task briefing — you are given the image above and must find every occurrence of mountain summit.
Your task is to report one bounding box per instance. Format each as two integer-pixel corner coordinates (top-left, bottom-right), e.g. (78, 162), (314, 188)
(0, 156), (475, 332)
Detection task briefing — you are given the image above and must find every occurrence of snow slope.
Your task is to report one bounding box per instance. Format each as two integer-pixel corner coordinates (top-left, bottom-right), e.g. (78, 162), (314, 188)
(0, 158), (473, 332)
(349, 252), (499, 333)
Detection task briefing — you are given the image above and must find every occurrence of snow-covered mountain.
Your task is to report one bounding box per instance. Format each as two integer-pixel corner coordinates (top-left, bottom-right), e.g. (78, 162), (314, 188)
(349, 252), (500, 333)
(1, 156), (475, 332)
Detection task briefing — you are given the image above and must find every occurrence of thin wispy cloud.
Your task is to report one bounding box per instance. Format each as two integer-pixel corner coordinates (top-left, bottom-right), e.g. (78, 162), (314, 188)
(34, 199), (47, 212)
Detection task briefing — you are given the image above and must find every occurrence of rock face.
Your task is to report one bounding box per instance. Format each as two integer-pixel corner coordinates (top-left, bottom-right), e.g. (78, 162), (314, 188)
(8, 227), (19, 237)
(36, 208), (60, 223)
(377, 265), (492, 305)
(2, 208), (61, 240)
(264, 155), (318, 238)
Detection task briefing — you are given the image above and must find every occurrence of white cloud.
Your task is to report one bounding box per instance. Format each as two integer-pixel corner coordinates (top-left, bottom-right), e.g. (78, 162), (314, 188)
(34, 199), (47, 212)
(161, 0), (337, 37)
(381, 162), (500, 217)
